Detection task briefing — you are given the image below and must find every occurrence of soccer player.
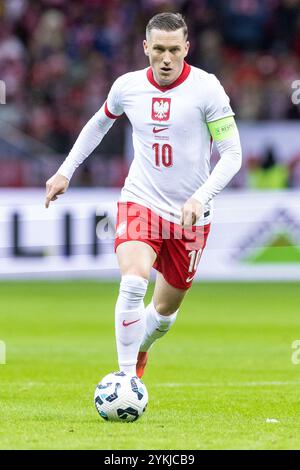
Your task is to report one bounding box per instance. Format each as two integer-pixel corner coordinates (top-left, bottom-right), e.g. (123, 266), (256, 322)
(45, 13), (242, 379)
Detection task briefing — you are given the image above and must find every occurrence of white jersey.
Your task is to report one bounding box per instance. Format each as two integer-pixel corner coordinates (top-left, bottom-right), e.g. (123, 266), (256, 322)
(58, 62), (241, 226)
(105, 62), (235, 225)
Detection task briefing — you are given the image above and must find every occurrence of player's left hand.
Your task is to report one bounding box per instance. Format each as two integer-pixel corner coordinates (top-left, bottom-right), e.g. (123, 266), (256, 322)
(180, 198), (203, 228)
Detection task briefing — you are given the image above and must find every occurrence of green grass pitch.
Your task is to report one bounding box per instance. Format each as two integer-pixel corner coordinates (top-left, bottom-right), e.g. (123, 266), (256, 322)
(1, 281), (300, 450)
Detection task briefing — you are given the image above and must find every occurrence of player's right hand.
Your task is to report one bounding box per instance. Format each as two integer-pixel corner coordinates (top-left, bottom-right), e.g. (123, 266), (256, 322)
(45, 173), (69, 208)
(180, 197), (203, 228)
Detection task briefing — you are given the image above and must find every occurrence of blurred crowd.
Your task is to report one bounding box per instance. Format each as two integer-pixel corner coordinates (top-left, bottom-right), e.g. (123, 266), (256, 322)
(0, 0), (300, 187)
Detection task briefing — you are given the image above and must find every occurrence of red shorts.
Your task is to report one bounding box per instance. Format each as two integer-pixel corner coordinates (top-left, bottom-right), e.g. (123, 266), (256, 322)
(114, 202), (210, 290)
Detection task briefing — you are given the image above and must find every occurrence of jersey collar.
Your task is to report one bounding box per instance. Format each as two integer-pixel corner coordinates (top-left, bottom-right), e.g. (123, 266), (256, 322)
(146, 61), (191, 92)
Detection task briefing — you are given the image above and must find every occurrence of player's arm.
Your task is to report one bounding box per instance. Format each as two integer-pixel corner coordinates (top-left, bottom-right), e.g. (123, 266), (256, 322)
(45, 81), (123, 208)
(181, 76), (242, 227)
(181, 116), (242, 226)
(193, 115), (241, 201)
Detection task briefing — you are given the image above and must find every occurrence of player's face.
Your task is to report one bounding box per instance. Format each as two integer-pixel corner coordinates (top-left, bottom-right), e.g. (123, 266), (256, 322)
(143, 28), (190, 86)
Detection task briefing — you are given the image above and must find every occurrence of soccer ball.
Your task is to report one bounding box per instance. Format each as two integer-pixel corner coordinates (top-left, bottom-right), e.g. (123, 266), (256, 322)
(94, 371), (148, 422)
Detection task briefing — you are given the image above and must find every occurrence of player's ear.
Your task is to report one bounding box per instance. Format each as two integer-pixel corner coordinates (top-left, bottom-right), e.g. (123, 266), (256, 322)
(143, 39), (149, 56)
(184, 41), (190, 58)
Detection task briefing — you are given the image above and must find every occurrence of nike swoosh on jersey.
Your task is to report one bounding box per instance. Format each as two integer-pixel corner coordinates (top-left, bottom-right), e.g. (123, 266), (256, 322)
(153, 127), (168, 134)
(122, 319), (141, 327)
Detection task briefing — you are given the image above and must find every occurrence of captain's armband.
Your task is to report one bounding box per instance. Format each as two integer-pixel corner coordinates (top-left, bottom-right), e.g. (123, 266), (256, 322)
(207, 116), (237, 142)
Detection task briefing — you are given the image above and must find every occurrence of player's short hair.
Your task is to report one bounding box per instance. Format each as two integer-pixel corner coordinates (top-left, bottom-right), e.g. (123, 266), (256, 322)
(146, 12), (188, 40)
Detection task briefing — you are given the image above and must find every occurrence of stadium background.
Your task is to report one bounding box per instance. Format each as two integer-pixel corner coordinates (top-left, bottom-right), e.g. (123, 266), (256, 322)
(1, 0), (300, 450)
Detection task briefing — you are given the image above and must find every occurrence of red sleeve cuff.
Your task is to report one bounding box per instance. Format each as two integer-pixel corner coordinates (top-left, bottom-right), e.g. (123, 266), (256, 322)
(104, 101), (121, 119)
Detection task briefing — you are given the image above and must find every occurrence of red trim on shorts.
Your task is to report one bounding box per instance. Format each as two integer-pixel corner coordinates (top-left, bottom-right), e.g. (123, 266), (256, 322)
(104, 101), (121, 119)
(146, 62), (191, 92)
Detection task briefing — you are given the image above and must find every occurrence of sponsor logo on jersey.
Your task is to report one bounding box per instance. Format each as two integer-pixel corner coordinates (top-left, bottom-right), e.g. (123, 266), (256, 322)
(153, 127), (168, 134)
(222, 106), (232, 113)
(152, 98), (171, 121)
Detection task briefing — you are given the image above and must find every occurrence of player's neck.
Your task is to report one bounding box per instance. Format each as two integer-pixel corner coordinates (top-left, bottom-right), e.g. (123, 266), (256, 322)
(148, 62), (191, 92)
(153, 63), (185, 88)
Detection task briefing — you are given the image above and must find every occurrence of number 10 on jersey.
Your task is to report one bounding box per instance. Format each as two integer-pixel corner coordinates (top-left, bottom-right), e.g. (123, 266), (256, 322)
(152, 143), (173, 168)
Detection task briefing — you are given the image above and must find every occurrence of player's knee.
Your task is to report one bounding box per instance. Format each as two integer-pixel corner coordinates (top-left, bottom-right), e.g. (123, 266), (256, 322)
(121, 267), (150, 280)
(154, 300), (179, 316)
(116, 242), (156, 280)
(153, 301), (178, 330)
(119, 274), (148, 305)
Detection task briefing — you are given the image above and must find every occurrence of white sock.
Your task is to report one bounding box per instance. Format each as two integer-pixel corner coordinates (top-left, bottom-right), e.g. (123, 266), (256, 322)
(139, 300), (178, 352)
(115, 274), (148, 375)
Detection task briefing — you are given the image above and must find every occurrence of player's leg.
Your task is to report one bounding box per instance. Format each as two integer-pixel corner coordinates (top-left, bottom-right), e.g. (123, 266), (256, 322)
(137, 272), (187, 378)
(140, 271), (186, 349)
(137, 222), (211, 377)
(115, 240), (157, 375)
(116, 240), (157, 278)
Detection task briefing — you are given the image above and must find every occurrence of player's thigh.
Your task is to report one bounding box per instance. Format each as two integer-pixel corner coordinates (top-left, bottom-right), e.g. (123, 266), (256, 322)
(153, 271), (187, 315)
(116, 240), (157, 279)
